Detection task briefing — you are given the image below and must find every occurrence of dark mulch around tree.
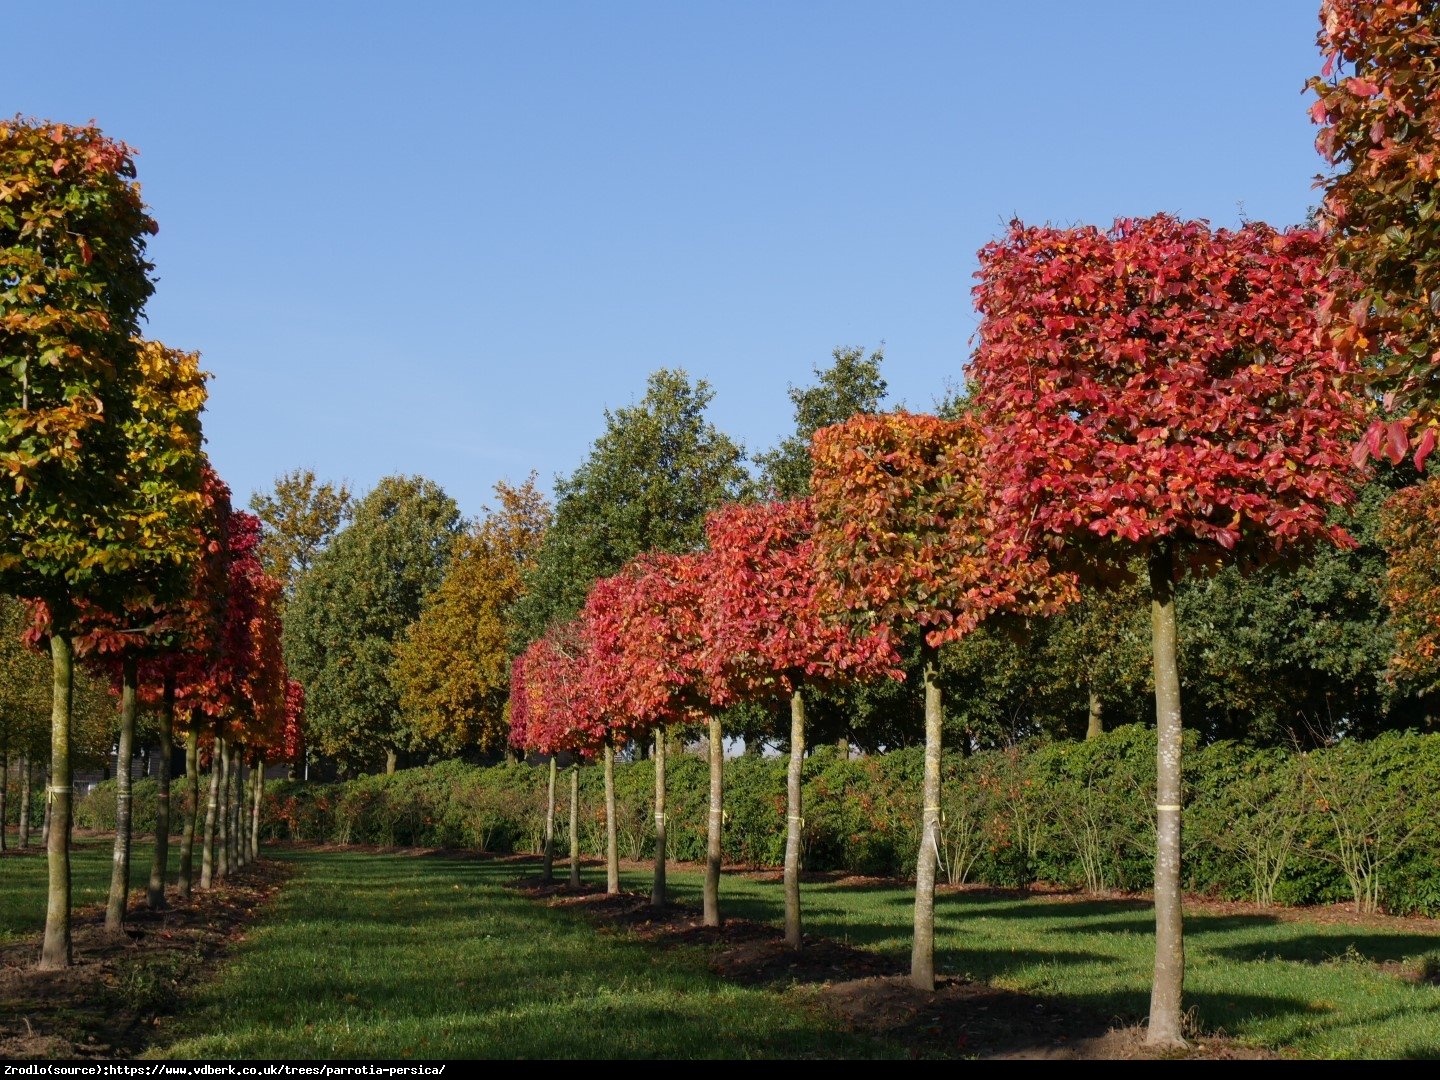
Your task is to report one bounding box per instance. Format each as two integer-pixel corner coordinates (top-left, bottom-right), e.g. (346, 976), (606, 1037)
(512, 877), (1282, 1059)
(0, 861), (290, 1060)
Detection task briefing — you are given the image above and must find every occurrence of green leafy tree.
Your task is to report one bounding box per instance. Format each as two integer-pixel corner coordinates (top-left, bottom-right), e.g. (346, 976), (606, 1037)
(285, 476), (461, 774)
(512, 369), (749, 643)
(756, 346), (887, 498)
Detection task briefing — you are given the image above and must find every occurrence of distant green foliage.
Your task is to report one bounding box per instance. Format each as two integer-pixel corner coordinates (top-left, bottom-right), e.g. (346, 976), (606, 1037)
(754, 345), (887, 499)
(284, 475), (462, 772)
(510, 369), (749, 645)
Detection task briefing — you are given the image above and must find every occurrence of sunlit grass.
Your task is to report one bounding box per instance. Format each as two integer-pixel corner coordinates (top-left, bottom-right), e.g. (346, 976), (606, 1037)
(620, 863), (1440, 1059)
(152, 849), (894, 1059)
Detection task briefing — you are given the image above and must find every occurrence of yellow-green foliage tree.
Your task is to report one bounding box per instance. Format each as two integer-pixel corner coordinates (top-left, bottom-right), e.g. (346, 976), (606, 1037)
(394, 478), (550, 757)
(249, 468), (353, 605)
(1, 119), (205, 968)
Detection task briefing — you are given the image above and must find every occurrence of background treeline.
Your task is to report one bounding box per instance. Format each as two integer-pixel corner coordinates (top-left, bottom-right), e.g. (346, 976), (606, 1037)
(240, 725), (1440, 917)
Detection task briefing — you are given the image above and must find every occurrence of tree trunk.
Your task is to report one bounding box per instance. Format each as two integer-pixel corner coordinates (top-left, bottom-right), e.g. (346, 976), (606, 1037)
(542, 756), (556, 883)
(836, 737), (850, 761)
(239, 756), (250, 867)
(1087, 685), (1104, 740)
(179, 726), (200, 899)
(42, 779), (51, 847)
(604, 744), (619, 895)
(147, 676), (174, 910)
(703, 715), (724, 927)
(385, 749), (397, 776)
(105, 655), (139, 933)
(651, 727), (666, 909)
(216, 736), (231, 881)
(1146, 544), (1187, 1048)
(226, 744), (241, 871)
(785, 689), (806, 949)
(18, 756), (31, 848)
(39, 631), (75, 970)
(238, 756), (247, 863)
(568, 763), (580, 888)
(201, 737), (222, 889)
(0, 747), (8, 853)
(911, 640), (943, 991)
(251, 759), (264, 862)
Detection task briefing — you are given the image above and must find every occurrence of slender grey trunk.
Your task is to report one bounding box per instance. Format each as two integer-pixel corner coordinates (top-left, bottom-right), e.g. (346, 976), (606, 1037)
(604, 744), (619, 894)
(568, 763), (580, 888)
(1087, 685), (1104, 740)
(105, 655), (139, 933)
(250, 759), (264, 862)
(542, 756), (557, 883)
(39, 631), (75, 970)
(651, 727), (667, 909)
(18, 756), (31, 848)
(178, 726), (200, 898)
(703, 715), (723, 927)
(217, 736), (231, 881)
(201, 736), (222, 889)
(911, 640), (943, 991)
(385, 749), (397, 776)
(1146, 543), (1187, 1048)
(785, 689), (806, 949)
(0, 747), (8, 853)
(147, 676), (174, 909)
(226, 744), (241, 871)
(42, 781), (51, 846)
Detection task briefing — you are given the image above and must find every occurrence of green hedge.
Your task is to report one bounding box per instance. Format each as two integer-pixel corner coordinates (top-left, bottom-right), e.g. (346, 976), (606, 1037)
(74, 778), (187, 835)
(256, 726), (1440, 917)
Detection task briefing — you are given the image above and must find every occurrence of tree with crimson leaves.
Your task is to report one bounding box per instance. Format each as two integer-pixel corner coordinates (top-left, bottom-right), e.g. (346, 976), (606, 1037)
(969, 214), (1365, 1046)
(700, 498), (899, 947)
(1309, 1), (1440, 467)
(582, 553), (715, 912)
(811, 411), (1071, 990)
(511, 625), (606, 889)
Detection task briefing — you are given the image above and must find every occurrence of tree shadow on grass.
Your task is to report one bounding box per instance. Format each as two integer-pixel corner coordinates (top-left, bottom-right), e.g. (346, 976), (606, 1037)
(1210, 932), (1440, 966)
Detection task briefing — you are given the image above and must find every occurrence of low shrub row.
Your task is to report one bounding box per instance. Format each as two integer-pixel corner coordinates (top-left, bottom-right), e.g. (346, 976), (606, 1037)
(251, 727), (1438, 916)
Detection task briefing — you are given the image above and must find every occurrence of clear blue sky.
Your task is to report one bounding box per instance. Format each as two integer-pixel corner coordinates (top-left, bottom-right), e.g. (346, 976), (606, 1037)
(9, 2), (1328, 519)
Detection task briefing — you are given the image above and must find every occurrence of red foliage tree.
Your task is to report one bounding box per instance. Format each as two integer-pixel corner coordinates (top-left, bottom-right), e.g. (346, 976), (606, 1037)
(582, 553), (716, 912)
(811, 411), (1071, 990)
(511, 625), (604, 890)
(1309, 0), (1440, 466)
(700, 498), (899, 946)
(969, 213), (1365, 1046)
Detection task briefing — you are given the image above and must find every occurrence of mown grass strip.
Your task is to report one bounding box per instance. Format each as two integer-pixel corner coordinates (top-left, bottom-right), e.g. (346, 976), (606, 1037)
(152, 849), (894, 1059)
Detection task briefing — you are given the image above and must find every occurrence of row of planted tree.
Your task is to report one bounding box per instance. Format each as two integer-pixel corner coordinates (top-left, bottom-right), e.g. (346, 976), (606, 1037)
(242, 728), (1440, 919)
(0, 119), (306, 966)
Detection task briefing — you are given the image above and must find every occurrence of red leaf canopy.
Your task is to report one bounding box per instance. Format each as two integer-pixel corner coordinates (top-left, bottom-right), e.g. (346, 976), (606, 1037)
(969, 215), (1365, 563)
(582, 552), (715, 735)
(508, 622), (605, 758)
(698, 498), (900, 703)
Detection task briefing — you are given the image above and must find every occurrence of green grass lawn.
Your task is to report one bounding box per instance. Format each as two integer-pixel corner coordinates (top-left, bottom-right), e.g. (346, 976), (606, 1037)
(616, 863), (1440, 1059)
(152, 848), (895, 1059)
(6, 839), (1440, 1058)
